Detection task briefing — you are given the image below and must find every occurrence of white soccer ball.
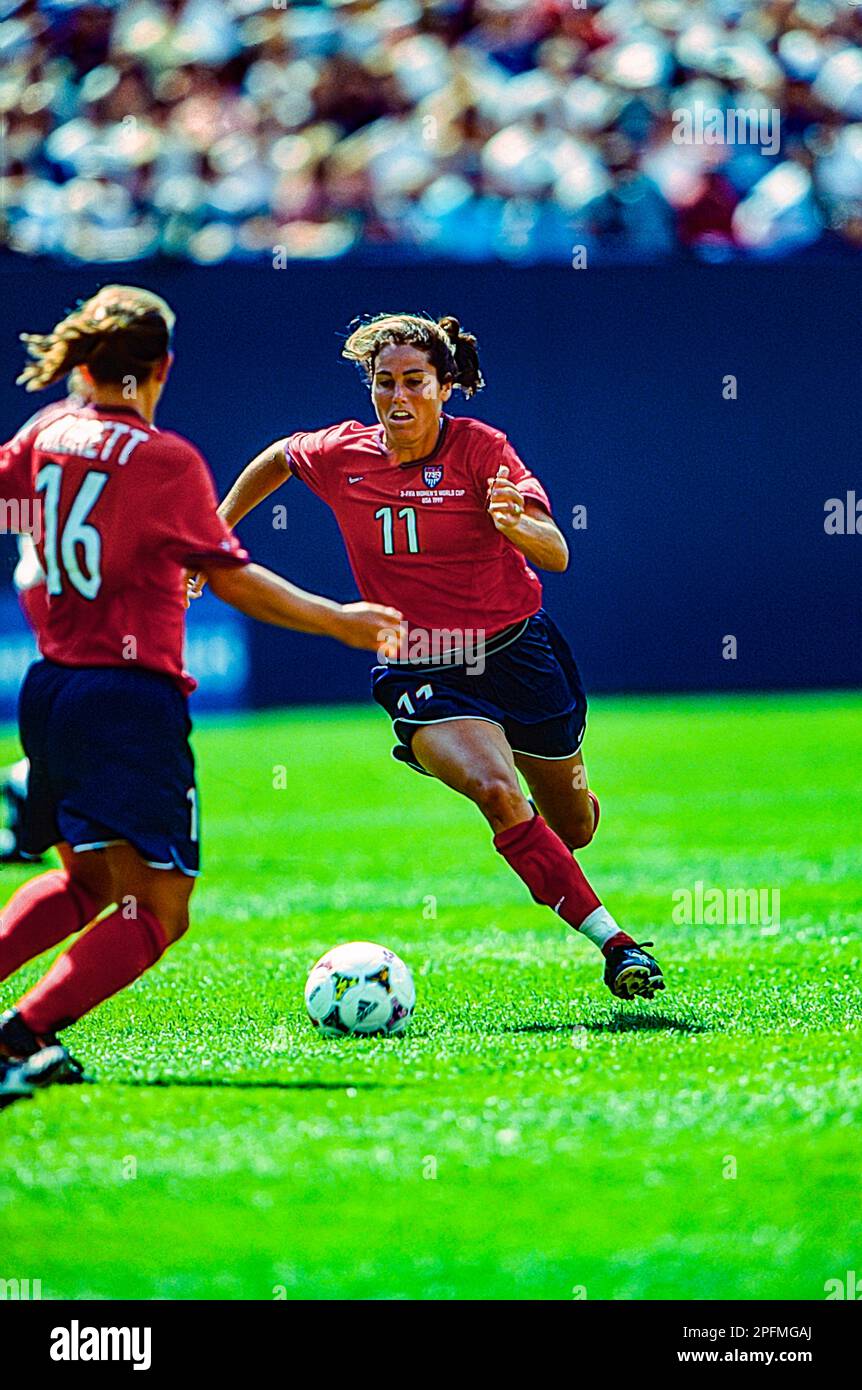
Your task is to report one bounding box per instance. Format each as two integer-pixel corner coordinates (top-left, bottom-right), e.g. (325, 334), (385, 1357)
(304, 941), (416, 1038)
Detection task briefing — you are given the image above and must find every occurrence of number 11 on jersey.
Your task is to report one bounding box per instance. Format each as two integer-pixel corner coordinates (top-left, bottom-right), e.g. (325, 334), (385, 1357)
(374, 506), (420, 556)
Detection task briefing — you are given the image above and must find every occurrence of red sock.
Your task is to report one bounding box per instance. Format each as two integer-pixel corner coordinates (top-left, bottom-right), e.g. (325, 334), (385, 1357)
(0, 871), (102, 982)
(493, 813), (635, 952)
(17, 905), (168, 1035)
(494, 814), (600, 927)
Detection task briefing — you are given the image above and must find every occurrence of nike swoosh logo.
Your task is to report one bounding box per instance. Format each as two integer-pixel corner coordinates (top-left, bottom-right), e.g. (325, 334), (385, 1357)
(554, 897), (566, 914)
(348, 476), (364, 484)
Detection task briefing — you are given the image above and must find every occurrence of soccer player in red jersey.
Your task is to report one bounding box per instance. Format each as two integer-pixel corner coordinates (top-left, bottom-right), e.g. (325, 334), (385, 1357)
(0, 286), (401, 1106)
(197, 313), (665, 1003)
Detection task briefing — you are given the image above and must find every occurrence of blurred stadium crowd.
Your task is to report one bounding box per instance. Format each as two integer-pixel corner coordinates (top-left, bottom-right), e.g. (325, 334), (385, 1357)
(2, 0), (862, 264)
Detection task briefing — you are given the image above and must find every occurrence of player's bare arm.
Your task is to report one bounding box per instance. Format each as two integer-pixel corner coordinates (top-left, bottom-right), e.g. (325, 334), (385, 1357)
(486, 464), (569, 572)
(205, 562), (401, 652)
(217, 437), (292, 527)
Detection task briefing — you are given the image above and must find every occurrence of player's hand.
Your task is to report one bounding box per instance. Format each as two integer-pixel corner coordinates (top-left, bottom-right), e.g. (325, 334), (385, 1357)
(333, 602), (405, 653)
(487, 464), (526, 534)
(185, 571), (207, 609)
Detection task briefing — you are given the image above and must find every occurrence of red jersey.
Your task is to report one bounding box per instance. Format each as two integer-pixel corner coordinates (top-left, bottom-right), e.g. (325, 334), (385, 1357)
(285, 415), (551, 636)
(0, 402), (247, 694)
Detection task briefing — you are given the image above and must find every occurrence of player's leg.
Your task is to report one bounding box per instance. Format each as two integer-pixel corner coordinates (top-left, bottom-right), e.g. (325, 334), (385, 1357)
(1, 656), (202, 1070)
(412, 720), (663, 999)
(0, 661), (113, 987)
(0, 842), (113, 987)
(1, 843), (193, 1060)
(376, 621), (664, 999)
(411, 718), (533, 831)
(511, 747), (661, 995)
(504, 624), (664, 997)
(412, 721), (623, 951)
(512, 749), (599, 850)
(103, 842), (195, 946)
(59, 841), (114, 899)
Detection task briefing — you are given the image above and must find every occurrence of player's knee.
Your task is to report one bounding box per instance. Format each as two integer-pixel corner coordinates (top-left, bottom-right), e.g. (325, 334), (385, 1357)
(126, 893), (190, 946)
(559, 808), (596, 850)
(468, 774), (528, 827)
(154, 905), (190, 946)
(134, 907), (189, 948)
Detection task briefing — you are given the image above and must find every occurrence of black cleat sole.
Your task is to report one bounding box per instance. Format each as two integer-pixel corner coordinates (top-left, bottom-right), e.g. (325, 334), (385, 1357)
(612, 964), (666, 1001)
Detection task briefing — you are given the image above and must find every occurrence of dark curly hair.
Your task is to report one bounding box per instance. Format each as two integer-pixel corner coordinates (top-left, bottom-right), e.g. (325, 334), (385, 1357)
(342, 312), (485, 397)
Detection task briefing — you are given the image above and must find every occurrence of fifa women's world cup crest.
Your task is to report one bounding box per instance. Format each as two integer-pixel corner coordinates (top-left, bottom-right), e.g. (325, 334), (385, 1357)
(423, 464), (443, 488)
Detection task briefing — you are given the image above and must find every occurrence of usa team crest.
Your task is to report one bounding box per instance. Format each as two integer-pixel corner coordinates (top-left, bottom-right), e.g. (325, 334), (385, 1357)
(423, 464), (444, 488)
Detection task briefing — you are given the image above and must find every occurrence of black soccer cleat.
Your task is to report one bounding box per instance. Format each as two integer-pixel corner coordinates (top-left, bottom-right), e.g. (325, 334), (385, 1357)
(0, 1007), (53, 1059)
(0, 1058), (33, 1111)
(21, 1044), (85, 1089)
(0, 1008), (87, 1082)
(604, 940), (666, 1001)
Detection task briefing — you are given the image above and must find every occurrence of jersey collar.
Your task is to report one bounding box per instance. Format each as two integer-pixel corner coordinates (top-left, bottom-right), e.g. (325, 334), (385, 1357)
(376, 415), (451, 469)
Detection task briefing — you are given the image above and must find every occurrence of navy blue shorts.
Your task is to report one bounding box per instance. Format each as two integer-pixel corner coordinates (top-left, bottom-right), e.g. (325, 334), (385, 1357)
(371, 609), (587, 775)
(17, 660), (200, 876)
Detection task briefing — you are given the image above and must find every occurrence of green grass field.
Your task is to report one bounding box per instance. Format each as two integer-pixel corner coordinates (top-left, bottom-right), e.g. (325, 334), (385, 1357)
(1, 692), (860, 1301)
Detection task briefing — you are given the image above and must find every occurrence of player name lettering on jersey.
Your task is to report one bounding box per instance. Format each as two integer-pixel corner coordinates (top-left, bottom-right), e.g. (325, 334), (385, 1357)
(34, 414), (149, 466)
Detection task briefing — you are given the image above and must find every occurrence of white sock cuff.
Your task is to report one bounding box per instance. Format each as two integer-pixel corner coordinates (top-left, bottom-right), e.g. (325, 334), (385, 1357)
(578, 905), (621, 949)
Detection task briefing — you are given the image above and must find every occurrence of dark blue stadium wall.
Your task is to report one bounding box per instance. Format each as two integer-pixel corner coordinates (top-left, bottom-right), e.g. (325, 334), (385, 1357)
(1, 260), (859, 710)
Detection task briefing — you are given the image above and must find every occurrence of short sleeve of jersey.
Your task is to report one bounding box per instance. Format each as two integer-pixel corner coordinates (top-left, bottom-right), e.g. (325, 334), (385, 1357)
(482, 432), (552, 515)
(155, 436), (249, 571)
(0, 424), (34, 509)
(285, 422), (363, 503)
